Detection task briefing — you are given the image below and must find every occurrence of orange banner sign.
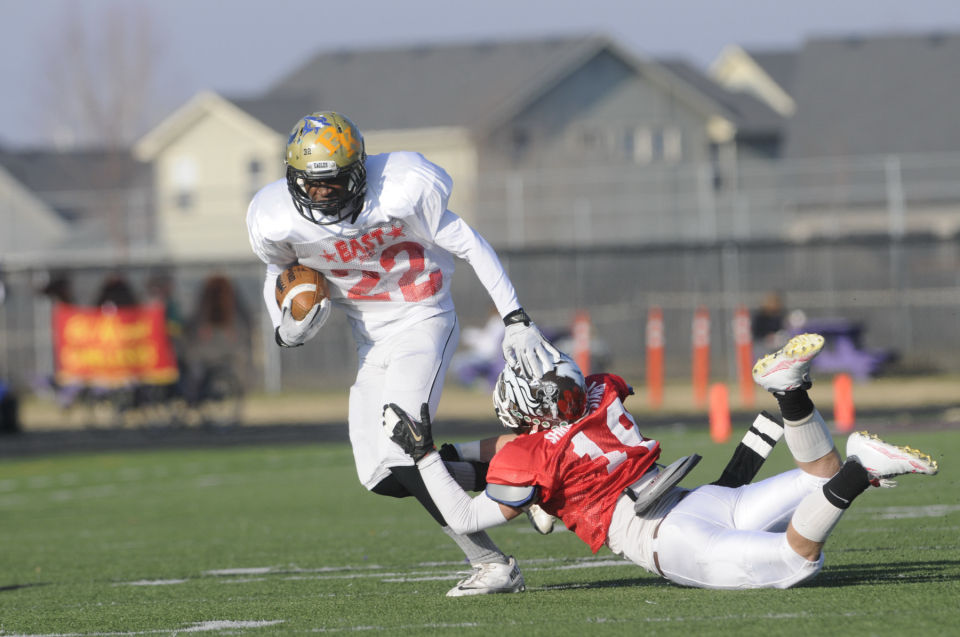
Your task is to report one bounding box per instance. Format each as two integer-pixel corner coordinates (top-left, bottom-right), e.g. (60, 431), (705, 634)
(52, 302), (178, 387)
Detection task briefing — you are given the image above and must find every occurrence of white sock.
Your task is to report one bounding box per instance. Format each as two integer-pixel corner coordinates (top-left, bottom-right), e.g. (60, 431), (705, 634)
(791, 488), (845, 543)
(783, 409), (835, 462)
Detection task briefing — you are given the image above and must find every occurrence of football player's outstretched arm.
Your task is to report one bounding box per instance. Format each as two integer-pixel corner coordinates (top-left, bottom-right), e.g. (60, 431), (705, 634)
(432, 211), (560, 378)
(383, 404), (522, 535)
(439, 434), (516, 464)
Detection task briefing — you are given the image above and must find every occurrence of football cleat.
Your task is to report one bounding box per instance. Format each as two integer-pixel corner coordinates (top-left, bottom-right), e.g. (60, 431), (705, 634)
(846, 431), (939, 488)
(752, 333), (825, 393)
(446, 556), (525, 597)
(525, 504), (557, 535)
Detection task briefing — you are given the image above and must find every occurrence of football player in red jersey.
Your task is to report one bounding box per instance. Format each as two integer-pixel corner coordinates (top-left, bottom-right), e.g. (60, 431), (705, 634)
(384, 334), (939, 590)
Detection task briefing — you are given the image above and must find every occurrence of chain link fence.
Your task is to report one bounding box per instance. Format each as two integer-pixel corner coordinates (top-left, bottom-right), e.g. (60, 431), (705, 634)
(1, 235), (958, 401)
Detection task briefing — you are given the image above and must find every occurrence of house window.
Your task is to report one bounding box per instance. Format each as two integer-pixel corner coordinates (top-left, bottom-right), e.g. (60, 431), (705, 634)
(172, 157), (197, 214)
(632, 127), (682, 164)
(175, 191), (193, 212)
(662, 128), (682, 162)
(511, 128), (531, 156)
(580, 126), (607, 153)
(250, 158), (264, 179)
(248, 157), (263, 199)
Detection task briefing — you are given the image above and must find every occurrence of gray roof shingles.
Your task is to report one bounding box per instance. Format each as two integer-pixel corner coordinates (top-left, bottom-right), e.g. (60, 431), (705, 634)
(258, 35), (618, 132)
(783, 32), (960, 158)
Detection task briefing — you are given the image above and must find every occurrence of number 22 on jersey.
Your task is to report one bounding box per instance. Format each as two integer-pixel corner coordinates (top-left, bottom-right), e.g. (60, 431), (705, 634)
(329, 240), (442, 302)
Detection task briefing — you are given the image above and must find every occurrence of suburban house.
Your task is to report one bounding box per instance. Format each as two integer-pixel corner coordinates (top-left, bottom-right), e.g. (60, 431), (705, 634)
(131, 35), (780, 258)
(0, 161), (67, 262)
(710, 32), (960, 239)
(0, 148), (153, 262)
(3, 31), (959, 262)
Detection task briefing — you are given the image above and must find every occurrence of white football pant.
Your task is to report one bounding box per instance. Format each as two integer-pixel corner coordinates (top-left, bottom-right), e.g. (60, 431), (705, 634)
(612, 469), (829, 589)
(655, 469), (828, 589)
(348, 310), (460, 489)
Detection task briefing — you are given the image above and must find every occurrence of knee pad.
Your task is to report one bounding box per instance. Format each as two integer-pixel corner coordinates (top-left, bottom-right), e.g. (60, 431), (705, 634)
(370, 473), (409, 498)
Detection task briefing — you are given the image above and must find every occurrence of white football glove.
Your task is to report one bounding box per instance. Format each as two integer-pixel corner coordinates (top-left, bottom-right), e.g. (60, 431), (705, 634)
(501, 308), (561, 378)
(275, 298), (331, 347)
(525, 504), (557, 535)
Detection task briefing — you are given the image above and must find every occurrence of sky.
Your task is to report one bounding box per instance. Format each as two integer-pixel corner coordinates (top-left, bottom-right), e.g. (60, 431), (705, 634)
(3, 0), (960, 148)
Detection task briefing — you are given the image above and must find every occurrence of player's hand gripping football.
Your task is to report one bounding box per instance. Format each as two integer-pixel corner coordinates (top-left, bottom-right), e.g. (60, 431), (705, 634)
(501, 308), (562, 378)
(275, 299), (331, 347)
(383, 403), (435, 462)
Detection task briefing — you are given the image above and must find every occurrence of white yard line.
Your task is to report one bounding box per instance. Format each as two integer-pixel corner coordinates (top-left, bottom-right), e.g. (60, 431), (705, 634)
(1, 620), (285, 637)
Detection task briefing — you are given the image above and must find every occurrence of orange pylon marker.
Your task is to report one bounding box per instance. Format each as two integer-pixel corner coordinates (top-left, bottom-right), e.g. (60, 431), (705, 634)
(834, 373), (855, 432)
(709, 382), (732, 443)
(691, 306), (710, 407)
(646, 306), (665, 409)
(733, 306), (755, 408)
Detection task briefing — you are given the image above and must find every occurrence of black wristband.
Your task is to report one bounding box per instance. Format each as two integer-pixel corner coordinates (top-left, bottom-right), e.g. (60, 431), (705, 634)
(503, 308), (531, 327)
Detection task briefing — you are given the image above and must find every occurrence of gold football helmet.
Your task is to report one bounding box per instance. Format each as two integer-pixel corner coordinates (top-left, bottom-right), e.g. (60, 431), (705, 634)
(285, 111), (366, 224)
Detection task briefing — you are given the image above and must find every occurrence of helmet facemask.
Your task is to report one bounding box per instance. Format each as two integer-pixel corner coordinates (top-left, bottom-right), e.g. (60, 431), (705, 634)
(284, 112), (367, 225)
(493, 356), (587, 432)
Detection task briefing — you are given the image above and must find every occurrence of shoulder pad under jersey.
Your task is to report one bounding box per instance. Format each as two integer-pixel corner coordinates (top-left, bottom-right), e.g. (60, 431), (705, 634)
(248, 179), (297, 242)
(485, 483), (538, 507)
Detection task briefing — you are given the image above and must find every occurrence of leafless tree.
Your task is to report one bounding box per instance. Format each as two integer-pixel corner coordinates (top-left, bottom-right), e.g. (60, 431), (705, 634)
(34, 3), (163, 148)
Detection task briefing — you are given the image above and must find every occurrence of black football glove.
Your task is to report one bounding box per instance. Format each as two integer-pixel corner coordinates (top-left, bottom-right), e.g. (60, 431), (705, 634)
(382, 402), (435, 462)
(438, 443), (462, 462)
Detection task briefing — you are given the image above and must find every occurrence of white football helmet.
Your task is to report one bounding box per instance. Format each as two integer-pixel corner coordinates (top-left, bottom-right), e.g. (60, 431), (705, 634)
(285, 111), (366, 225)
(493, 354), (587, 431)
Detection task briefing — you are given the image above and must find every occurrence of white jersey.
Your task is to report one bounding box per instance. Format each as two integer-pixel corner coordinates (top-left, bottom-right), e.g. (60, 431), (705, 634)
(247, 151), (520, 342)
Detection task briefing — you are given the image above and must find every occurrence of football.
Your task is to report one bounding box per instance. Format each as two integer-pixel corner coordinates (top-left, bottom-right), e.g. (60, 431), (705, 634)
(275, 264), (328, 320)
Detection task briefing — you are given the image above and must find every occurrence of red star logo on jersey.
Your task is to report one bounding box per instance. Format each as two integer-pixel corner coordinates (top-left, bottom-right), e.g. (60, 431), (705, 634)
(321, 251), (338, 262)
(388, 225), (405, 238)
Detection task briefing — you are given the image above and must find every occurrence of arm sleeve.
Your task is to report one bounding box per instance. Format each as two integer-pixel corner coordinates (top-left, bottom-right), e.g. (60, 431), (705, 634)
(432, 210), (520, 317)
(417, 452), (509, 535)
(261, 263), (284, 328)
(247, 196), (296, 330)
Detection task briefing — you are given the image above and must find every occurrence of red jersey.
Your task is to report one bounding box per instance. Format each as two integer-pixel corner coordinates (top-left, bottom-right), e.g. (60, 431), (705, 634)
(486, 373), (660, 552)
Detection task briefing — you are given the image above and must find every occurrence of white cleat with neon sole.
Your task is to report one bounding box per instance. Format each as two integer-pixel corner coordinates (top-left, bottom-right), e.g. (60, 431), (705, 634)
(846, 431), (939, 488)
(752, 333), (825, 393)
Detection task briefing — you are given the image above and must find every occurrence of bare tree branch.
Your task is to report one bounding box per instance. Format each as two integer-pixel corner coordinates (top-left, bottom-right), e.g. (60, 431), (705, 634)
(33, 2), (162, 149)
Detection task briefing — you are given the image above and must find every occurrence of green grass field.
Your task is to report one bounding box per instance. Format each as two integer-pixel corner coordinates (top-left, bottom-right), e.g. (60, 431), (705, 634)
(0, 426), (957, 636)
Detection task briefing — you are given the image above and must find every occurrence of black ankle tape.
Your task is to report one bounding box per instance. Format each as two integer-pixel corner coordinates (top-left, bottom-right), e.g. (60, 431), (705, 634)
(774, 389), (815, 422)
(822, 459), (871, 509)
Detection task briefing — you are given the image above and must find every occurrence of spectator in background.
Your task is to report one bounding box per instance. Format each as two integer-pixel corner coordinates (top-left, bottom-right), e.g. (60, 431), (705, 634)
(0, 274), (18, 434)
(147, 271), (186, 360)
(147, 271), (188, 394)
(94, 274), (139, 310)
(752, 291), (787, 355)
(41, 271), (75, 304)
(187, 274), (252, 379)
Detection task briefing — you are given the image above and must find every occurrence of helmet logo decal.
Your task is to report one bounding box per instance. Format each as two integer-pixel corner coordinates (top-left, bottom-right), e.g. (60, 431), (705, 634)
(302, 115), (332, 135)
(287, 114), (362, 157)
(316, 125), (361, 155)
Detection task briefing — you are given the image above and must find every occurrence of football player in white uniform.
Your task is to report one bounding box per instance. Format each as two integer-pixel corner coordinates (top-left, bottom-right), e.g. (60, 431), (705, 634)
(384, 334), (940, 590)
(246, 112), (560, 596)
